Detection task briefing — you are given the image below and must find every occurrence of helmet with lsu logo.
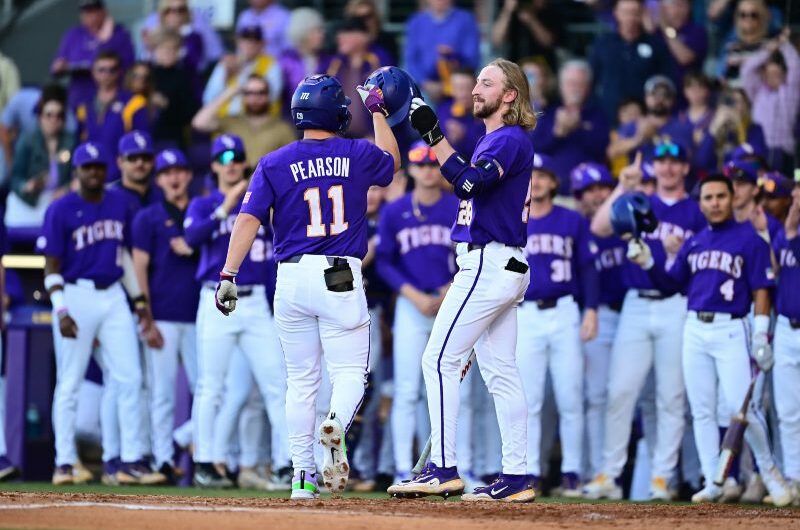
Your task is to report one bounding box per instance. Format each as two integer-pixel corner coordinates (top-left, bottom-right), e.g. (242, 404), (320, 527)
(610, 191), (658, 239)
(291, 75), (352, 133)
(365, 66), (422, 127)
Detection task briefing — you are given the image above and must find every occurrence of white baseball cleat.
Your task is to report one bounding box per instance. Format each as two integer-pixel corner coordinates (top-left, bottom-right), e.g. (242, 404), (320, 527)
(691, 484), (722, 503)
(649, 476), (673, 501)
(319, 413), (349, 494)
(762, 466), (793, 507)
(741, 473), (767, 503)
(582, 474), (623, 500)
(719, 477), (743, 503)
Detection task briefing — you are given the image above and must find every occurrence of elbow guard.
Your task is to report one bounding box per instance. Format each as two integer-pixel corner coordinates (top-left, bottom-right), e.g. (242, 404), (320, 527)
(441, 153), (501, 199)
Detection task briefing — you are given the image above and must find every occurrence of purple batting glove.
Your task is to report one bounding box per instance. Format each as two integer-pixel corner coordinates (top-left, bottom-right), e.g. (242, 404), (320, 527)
(356, 84), (388, 117)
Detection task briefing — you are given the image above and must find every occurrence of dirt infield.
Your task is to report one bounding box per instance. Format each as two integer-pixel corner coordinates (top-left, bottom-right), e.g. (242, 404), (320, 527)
(1, 492), (799, 530)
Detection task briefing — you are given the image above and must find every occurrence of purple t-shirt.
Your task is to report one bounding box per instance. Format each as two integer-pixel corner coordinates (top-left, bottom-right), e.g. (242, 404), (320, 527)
(594, 234), (628, 306)
(523, 205), (596, 301)
(376, 191), (459, 293)
(184, 189), (274, 286)
(773, 229), (800, 320)
(659, 220), (775, 315)
(450, 125), (535, 247)
(240, 137), (395, 262)
(37, 189), (132, 286)
(132, 201), (200, 323)
(624, 194), (707, 291)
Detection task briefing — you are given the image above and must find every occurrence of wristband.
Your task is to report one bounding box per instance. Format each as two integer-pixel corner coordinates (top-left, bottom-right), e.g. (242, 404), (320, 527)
(132, 294), (149, 311)
(50, 289), (67, 315)
(753, 314), (770, 336)
(221, 267), (239, 277)
(44, 273), (65, 291)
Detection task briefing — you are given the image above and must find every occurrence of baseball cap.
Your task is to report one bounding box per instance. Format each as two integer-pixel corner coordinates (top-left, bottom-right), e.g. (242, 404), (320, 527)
(211, 134), (246, 161)
(641, 160), (656, 182)
(118, 130), (154, 157)
(644, 75), (676, 97)
(72, 142), (107, 167)
(408, 141), (437, 165)
(237, 25), (263, 41)
(155, 148), (189, 174)
(79, 0), (105, 9)
(570, 162), (613, 196)
(758, 172), (793, 198)
(723, 158), (760, 184)
(532, 153), (556, 175)
(724, 142), (767, 165)
(653, 141), (688, 162)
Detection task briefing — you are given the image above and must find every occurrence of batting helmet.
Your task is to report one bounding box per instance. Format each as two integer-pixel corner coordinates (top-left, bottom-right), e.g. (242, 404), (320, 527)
(365, 66), (422, 127)
(291, 75), (352, 133)
(570, 162), (614, 196)
(610, 192), (658, 238)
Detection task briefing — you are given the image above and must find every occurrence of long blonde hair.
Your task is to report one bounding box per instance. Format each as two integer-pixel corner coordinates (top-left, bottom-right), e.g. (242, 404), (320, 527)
(488, 58), (538, 131)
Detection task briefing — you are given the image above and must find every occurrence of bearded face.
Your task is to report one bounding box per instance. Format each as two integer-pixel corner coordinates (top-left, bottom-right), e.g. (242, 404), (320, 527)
(473, 92), (502, 119)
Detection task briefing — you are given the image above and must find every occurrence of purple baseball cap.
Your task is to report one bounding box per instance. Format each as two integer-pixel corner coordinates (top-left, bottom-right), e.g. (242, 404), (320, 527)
(641, 160), (656, 182)
(724, 142), (767, 164)
(72, 142), (107, 167)
(211, 134), (246, 160)
(758, 171), (793, 198)
(532, 153), (556, 175)
(118, 130), (154, 157)
(155, 148), (190, 174)
(237, 25), (263, 41)
(724, 158), (760, 185)
(570, 162), (614, 196)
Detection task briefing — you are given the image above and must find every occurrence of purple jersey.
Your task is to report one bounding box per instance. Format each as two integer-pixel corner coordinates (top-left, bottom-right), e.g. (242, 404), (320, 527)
(240, 138), (395, 261)
(657, 220), (774, 314)
(450, 126), (534, 247)
(184, 189), (274, 286)
(108, 181), (164, 221)
(523, 205), (596, 301)
(376, 192), (459, 293)
(36, 189), (132, 286)
(132, 201), (200, 323)
(594, 235), (628, 306)
(624, 194), (707, 291)
(773, 229), (800, 320)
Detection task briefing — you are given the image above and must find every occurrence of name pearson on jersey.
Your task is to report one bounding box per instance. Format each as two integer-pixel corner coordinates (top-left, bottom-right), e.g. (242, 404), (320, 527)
(289, 156), (350, 183)
(687, 249), (744, 279)
(396, 225), (452, 254)
(525, 234), (574, 259)
(73, 220), (124, 250)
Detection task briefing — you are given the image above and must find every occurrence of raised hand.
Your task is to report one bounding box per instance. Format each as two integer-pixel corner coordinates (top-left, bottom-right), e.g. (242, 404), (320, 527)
(356, 84), (388, 116)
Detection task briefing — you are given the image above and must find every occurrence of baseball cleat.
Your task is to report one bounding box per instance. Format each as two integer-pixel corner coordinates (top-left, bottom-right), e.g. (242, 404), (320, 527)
(52, 464), (75, 486)
(691, 484), (722, 503)
(559, 472), (583, 498)
(719, 477), (743, 503)
(193, 463), (234, 489)
(583, 473), (623, 500)
(291, 470), (320, 499)
(101, 459), (121, 486)
(740, 473), (767, 503)
(117, 461), (168, 485)
(462, 471), (487, 494)
(238, 468), (270, 490)
(762, 466), (793, 507)
(528, 475), (542, 497)
(649, 476), (673, 501)
(319, 413), (349, 494)
(0, 456), (19, 482)
(462, 473), (536, 503)
(269, 466), (293, 491)
(388, 463), (464, 498)
(72, 461), (93, 484)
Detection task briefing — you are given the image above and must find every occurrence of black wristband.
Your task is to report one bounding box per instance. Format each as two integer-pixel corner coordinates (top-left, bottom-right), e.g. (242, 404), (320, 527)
(410, 106), (444, 146)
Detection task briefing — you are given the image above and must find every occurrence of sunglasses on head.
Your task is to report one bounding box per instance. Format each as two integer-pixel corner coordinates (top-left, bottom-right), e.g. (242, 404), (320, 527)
(408, 145), (436, 164)
(738, 10), (759, 19)
(243, 89), (269, 97)
(125, 153), (154, 163)
(654, 143), (682, 159)
(216, 150), (246, 165)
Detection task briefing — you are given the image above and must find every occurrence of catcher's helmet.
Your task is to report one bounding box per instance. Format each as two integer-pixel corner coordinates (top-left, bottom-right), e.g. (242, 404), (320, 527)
(365, 66), (422, 127)
(291, 75), (352, 133)
(610, 192), (658, 238)
(570, 162), (614, 196)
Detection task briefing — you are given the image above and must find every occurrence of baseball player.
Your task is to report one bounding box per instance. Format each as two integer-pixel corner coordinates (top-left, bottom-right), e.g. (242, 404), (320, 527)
(132, 147), (199, 482)
(515, 154), (598, 497)
(185, 134), (290, 489)
(112, 130), (164, 213)
(626, 174), (794, 506)
(571, 162), (627, 481)
(215, 74), (400, 499)
(38, 142), (155, 485)
(387, 59), (536, 502)
(375, 141), (459, 484)
(0, 215), (18, 482)
(585, 142), (706, 501)
(724, 159), (782, 241)
(773, 180), (800, 497)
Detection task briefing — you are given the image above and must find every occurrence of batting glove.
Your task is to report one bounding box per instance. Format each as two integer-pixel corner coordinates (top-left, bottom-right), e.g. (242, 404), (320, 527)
(409, 97), (444, 147)
(626, 239), (654, 270)
(752, 333), (774, 371)
(356, 84), (388, 117)
(215, 272), (238, 316)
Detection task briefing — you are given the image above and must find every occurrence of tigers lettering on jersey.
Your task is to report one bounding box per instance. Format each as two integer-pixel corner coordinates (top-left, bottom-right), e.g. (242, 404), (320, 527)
(525, 234), (574, 259)
(644, 221), (695, 243)
(289, 157), (351, 182)
(596, 245), (625, 270)
(397, 225), (452, 254)
(73, 220), (124, 250)
(687, 250), (743, 278)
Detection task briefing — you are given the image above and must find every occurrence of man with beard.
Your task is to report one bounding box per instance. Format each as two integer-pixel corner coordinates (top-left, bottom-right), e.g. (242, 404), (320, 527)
(193, 75), (295, 169)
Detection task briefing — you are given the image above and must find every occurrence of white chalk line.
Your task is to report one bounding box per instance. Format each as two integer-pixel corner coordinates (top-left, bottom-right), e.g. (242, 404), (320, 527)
(0, 501), (371, 516)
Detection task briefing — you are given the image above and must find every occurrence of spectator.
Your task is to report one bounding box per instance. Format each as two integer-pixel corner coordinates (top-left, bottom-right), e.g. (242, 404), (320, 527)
(717, 0), (772, 83)
(678, 72), (714, 149)
(608, 97), (645, 176)
(192, 75), (295, 169)
(5, 93), (75, 229)
(491, 0), (562, 70)
(236, 0), (291, 57)
(531, 60), (611, 195)
(122, 62), (160, 134)
(404, 0), (480, 102)
(1, 86), (53, 179)
(0, 52), (20, 113)
(51, 0), (135, 109)
(279, 8), (329, 118)
(589, 0), (674, 122)
(653, 0), (708, 90)
(345, 0), (398, 65)
(143, 0), (205, 82)
(519, 56), (555, 111)
(140, 5), (223, 72)
(709, 87), (768, 164)
(741, 31), (800, 174)
(436, 68), (485, 158)
(203, 26), (283, 119)
(150, 28), (199, 151)
(325, 18), (384, 138)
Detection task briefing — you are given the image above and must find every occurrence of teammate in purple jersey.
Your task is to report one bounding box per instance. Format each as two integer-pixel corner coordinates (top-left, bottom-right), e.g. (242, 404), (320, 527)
(724, 159), (782, 242)
(132, 147), (200, 483)
(185, 134), (291, 489)
(389, 59), (537, 502)
(515, 154), (598, 497)
(772, 183), (800, 494)
(111, 130), (164, 216)
(375, 142), (460, 485)
(217, 75), (400, 498)
(37, 141), (156, 485)
(627, 174), (794, 506)
(586, 141), (706, 501)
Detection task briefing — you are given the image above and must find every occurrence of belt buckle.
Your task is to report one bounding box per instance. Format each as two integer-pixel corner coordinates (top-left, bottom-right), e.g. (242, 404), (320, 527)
(536, 299), (557, 310)
(697, 311), (715, 323)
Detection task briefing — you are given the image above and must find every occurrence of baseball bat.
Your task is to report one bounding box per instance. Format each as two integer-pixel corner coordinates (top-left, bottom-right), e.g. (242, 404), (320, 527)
(713, 372), (761, 486)
(411, 349), (477, 475)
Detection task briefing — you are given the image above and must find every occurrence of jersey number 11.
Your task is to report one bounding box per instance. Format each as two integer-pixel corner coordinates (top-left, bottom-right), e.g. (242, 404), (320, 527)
(304, 185), (348, 237)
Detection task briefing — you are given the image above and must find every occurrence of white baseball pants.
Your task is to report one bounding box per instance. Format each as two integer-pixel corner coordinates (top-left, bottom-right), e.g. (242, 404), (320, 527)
(773, 316), (800, 481)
